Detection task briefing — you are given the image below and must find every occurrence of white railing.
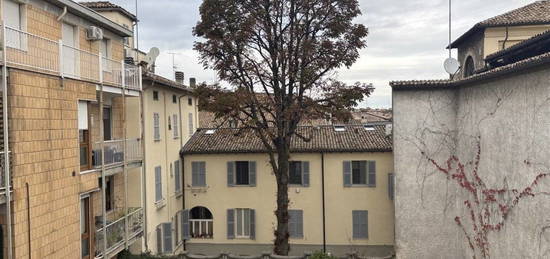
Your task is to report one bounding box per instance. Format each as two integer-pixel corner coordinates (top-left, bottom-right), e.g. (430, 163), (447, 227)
(190, 219), (214, 239)
(3, 25), (141, 91)
(93, 138), (143, 168)
(125, 138), (143, 162)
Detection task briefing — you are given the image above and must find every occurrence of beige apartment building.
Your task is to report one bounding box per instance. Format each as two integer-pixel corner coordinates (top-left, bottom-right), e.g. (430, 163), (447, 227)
(180, 124), (395, 257)
(449, 0), (550, 78)
(0, 0), (145, 258)
(82, 2), (200, 256)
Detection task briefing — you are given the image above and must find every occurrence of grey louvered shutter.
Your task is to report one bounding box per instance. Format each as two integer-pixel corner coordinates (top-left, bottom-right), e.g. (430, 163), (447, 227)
(289, 210), (303, 238)
(343, 161), (352, 187)
(352, 210), (368, 239)
(388, 173), (394, 200)
(367, 161), (376, 187)
(188, 113), (194, 136)
(249, 161), (257, 186)
(227, 162), (235, 186)
(200, 161), (207, 186)
(302, 162), (310, 187)
(156, 225), (162, 253)
(162, 222), (173, 252)
(155, 166), (162, 201)
(182, 209), (190, 240)
(250, 209), (256, 240)
(174, 160), (181, 192)
(227, 209), (235, 239)
(192, 161), (199, 186)
(296, 210), (303, 238)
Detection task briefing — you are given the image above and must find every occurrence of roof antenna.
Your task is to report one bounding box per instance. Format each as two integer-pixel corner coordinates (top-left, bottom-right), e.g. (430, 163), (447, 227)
(444, 0), (460, 76)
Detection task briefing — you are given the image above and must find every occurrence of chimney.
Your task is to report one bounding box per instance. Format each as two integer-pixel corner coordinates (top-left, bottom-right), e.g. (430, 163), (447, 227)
(385, 123), (393, 137)
(189, 77), (196, 87)
(175, 71), (185, 84)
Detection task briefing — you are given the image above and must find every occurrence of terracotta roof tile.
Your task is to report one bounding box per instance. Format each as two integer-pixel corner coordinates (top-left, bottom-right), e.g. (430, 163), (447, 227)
(80, 1), (137, 20)
(142, 71), (193, 94)
(391, 50), (550, 90)
(181, 124), (392, 154)
(450, 1), (550, 48)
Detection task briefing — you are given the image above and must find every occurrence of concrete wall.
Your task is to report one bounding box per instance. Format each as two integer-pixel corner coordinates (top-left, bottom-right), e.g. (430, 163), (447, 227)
(142, 84), (197, 254)
(182, 152), (394, 257)
(393, 65), (550, 258)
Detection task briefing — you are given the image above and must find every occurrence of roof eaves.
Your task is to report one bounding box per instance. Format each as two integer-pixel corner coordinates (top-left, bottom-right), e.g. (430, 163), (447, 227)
(45, 0), (133, 37)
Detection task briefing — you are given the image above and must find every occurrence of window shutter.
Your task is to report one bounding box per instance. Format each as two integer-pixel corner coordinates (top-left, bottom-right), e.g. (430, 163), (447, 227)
(302, 162), (310, 187)
(162, 222), (173, 253)
(227, 162), (235, 186)
(156, 225), (162, 253)
(353, 211), (368, 239)
(227, 209), (235, 239)
(250, 209), (256, 240)
(192, 162), (199, 187)
(343, 161), (352, 187)
(173, 114), (179, 138)
(153, 113), (160, 140)
(249, 161), (257, 186)
(368, 161), (376, 187)
(297, 210), (303, 238)
(200, 162), (207, 186)
(182, 209), (190, 240)
(174, 160), (181, 192)
(155, 166), (162, 202)
(388, 173), (394, 200)
(289, 210), (303, 238)
(174, 213), (179, 244)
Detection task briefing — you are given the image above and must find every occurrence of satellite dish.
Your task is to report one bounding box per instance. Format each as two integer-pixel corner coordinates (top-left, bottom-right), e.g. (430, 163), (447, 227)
(444, 57), (460, 75)
(144, 47), (160, 69)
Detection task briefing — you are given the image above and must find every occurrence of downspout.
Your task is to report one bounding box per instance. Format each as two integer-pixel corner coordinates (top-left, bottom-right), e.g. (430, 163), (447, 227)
(25, 183), (30, 259)
(181, 155), (186, 251)
(56, 6), (67, 21)
(321, 152), (326, 253)
(139, 71), (148, 251)
(163, 91), (171, 238)
(502, 26), (509, 50)
(1, 19), (14, 259)
(177, 94), (186, 251)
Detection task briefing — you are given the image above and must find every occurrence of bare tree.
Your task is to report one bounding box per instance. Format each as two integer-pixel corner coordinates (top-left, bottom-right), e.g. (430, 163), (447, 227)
(193, 0), (370, 254)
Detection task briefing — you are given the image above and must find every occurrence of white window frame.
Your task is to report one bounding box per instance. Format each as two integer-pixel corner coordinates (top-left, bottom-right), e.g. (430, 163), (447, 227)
(235, 208), (251, 238)
(4, 0), (28, 50)
(100, 38), (112, 72)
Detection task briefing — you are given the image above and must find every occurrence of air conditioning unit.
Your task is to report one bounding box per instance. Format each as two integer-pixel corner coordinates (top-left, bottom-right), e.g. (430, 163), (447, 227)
(86, 26), (104, 41)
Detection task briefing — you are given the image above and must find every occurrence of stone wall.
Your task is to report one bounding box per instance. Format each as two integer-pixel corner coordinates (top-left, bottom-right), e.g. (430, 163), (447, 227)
(393, 65), (550, 258)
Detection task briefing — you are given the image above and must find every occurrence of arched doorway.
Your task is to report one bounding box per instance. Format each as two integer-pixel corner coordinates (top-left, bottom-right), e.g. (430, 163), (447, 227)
(190, 206), (213, 238)
(464, 56), (475, 77)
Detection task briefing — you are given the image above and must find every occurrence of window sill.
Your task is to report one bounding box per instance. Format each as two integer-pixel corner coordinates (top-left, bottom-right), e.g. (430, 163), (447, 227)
(80, 168), (99, 175)
(289, 236), (304, 239)
(289, 184), (308, 188)
(175, 191), (183, 198)
(155, 199), (166, 209)
(229, 185), (255, 187)
(154, 139), (162, 142)
(345, 185), (376, 188)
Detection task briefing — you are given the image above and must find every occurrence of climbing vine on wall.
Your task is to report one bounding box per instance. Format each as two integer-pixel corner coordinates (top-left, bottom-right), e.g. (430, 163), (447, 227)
(422, 138), (550, 259)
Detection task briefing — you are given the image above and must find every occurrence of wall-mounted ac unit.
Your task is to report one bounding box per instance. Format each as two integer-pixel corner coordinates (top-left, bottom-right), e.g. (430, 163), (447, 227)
(86, 26), (104, 41)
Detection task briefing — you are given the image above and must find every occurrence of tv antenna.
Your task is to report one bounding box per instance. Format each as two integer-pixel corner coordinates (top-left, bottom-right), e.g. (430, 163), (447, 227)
(168, 52), (182, 79)
(444, 0), (459, 75)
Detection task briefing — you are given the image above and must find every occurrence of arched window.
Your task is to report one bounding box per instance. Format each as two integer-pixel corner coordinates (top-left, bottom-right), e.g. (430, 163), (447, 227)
(190, 206), (213, 238)
(464, 56), (475, 78)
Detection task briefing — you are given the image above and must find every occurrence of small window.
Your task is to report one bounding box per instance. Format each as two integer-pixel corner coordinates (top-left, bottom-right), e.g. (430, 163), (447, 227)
(188, 97), (192, 106)
(173, 95), (177, 103)
(334, 125), (345, 132)
(205, 129), (216, 135)
(288, 210), (304, 238)
(289, 161), (309, 186)
(352, 161), (367, 185)
(343, 160), (376, 187)
(352, 210), (368, 239)
(464, 56), (475, 78)
(105, 176), (114, 211)
(236, 161), (250, 185)
(168, 116), (172, 131)
(153, 91), (159, 101)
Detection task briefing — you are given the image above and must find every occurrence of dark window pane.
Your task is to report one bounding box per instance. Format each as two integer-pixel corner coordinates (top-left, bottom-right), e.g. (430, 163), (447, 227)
(289, 162), (302, 185)
(103, 107), (112, 141)
(80, 147), (88, 166)
(153, 91), (159, 100)
(236, 161), (249, 185)
(173, 95), (177, 103)
(352, 161), (366, 184)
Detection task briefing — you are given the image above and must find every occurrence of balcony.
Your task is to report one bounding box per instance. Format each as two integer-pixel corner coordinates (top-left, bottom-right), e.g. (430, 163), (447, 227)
(95, 207), (143, 258)
(3, 25), (141, 91)
(92, 139), (143, 170)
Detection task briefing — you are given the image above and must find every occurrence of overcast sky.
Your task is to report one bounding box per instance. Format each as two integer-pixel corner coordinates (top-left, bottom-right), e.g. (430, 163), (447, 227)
(107, 0), (537, 108)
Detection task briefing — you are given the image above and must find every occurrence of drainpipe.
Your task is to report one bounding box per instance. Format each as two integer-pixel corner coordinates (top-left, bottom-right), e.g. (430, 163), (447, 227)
(99, 86), (107, 257)
(56, 6), (67, 21)
(502, 26), (509, 50)
(177, 94), (186, 251)
(139, 70), (148, 251)
(1, 20), (14, 259)
(121, 61), (129, 250)
(321, 153), (326, 253)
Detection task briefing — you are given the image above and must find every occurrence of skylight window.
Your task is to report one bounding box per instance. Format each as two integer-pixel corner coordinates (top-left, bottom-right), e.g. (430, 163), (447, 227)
(364, 125), (375, 131)
(334, 126), (345, 132)
(205, 129), (216, 135)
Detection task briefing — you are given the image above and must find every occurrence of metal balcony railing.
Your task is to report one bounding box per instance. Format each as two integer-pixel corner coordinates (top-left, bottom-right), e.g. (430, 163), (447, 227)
(3, 25), (142, 91)
(95, 207), (143, 257)
(92, 138), (143, 168)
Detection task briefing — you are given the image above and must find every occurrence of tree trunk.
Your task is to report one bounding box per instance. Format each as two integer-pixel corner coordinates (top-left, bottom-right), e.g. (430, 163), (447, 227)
(273, 145), (290, 255)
